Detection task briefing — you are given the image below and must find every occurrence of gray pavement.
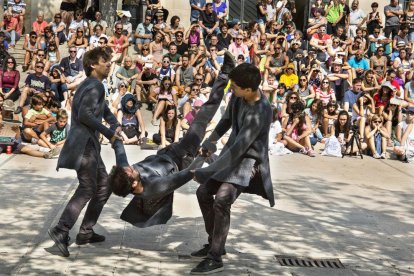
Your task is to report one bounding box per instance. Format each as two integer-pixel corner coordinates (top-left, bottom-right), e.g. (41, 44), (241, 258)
(1, 134), (414, 275)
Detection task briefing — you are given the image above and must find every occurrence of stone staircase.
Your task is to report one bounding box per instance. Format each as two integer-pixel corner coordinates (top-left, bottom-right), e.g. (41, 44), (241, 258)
(9, 38), (25, 69)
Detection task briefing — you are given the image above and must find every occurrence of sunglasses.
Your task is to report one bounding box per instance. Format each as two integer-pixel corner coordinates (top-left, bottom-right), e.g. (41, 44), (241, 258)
(323, 81), (329, 84)
(300, 79), (307, 81)
(37, 54), (45, 56)
(290, 97), (298, 100)
(378, 49), (384, 52)
(176, 34), (183, 37)
(77, 31), (83, 33)
(195, 78), (203, 81)
(142, 48), (149, 51)
(98, 42), (104, 45)
(192, 89), (200, 91)
(69, 50), (77, 53)
(275, 47), (281, 50)
(236, 38), (243, 40)
(116, 28), (122, 30)
(31, 36), (37, 38)
(36, 65), (44, 69)
(55, 17), (61, 19)
(164, 82), (171, 85)
(373, 121), (382, 123)
(119, 84), (127, 88)
(7, 61), (14, 64)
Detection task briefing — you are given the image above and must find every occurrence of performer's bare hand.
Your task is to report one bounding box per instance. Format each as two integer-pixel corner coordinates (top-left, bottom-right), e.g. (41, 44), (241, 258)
(198, 147), (212, 157)
(110, 133), (123, 144)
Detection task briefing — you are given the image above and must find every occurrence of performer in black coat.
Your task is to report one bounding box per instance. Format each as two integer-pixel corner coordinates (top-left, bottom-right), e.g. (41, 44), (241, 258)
(108, 52), (236, 228)
(48, 47), (122, 258)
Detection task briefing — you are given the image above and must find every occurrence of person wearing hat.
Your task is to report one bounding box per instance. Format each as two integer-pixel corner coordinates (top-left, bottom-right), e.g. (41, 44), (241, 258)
(393, 106), (414, 162)
(327, 58), (350, 103)
(118, 93), (147, 144)
(287, 40), (302, 61)
(279, 63), (298, 91)
(348, 49), (369, 79)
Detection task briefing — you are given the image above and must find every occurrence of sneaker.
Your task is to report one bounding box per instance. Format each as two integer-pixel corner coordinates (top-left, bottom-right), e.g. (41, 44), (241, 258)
(299, 148), (308, 155)
(190, 258), (224, 275)
(190, 244), (226, 259)
(373, 153), (381, 159)
(48, 227), (70, 257)
(44, 147), (61, 159)
(221, 51), (236, 75)
(380, 152), (387, 159)
(31, 138), (39, 144)
(14, 106), (23, 114)
(76, 231), (105, 245)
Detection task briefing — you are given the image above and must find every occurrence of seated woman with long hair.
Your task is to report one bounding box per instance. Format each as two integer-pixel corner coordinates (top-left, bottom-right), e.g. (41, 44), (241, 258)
(149, 76), (178, 125)
(365, 114), (389, 159)
(282, 100), (316, 157)
(153, 105), (181, 149)
(352, 92), (375, 141)
(118, 93), (147, 144)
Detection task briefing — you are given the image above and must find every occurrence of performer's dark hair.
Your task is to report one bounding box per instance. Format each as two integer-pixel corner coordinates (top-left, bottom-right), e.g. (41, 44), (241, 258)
(108, 166), (133, 197)
(83, 47), (111, 76)
(229, 63), (261, 91)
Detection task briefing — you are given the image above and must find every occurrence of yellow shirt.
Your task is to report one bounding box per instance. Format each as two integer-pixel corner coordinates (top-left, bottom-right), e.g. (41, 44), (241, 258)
(279, 73), (298, 89)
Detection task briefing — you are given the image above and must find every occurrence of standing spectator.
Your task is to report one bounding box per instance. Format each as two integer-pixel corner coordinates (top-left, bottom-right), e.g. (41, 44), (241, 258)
(338, 0), (351, 32)
(49, 13), (67, 45)
(89, 11), (108, 36)
(348, 1), (366, 38)
(366, 2), (383, 36)
(7, 0), (26, 32)
(1, 11), (21, 48)
(405, 1), (414, 48)
(325, 0), (344, 34)
(135, 15), (153, 53)
(384, 0), (404, 39)
(0, 56), (20, 102)
(190, 0), (206, 23)
(213, 0), (228, 22)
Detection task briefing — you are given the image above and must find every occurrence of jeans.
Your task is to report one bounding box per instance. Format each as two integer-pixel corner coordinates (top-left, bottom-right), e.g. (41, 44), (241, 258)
(57, 140), (111, 234)
(51, 83), (68, 102)
(4, 30), (20, 46)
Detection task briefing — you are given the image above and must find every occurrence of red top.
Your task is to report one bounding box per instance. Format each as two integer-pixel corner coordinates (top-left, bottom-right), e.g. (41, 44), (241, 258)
(0, 70), (20, 89)
(2, 17), (21, 35)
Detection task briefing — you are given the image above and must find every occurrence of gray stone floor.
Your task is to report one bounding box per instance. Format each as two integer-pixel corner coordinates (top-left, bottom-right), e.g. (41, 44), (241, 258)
(1, 136), (413, 275)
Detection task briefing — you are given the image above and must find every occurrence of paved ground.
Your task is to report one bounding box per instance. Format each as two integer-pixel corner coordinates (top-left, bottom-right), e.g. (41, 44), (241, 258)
(1, 119), (414, 275)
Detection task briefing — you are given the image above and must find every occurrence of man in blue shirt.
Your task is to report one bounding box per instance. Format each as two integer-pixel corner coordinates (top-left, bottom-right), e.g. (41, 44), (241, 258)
(348, 50), (369, 78)
(190, 0), (206, 23)
(343, 77), (363, 112)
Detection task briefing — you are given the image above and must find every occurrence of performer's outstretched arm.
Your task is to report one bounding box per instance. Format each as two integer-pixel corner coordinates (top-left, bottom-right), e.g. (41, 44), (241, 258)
(112, 140), (130, 167)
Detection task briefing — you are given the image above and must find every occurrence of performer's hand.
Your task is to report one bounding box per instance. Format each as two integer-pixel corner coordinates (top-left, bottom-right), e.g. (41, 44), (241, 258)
(115, 126), (123, 134)
(110, 133), (123, 144)
(198, 147), (212, 157)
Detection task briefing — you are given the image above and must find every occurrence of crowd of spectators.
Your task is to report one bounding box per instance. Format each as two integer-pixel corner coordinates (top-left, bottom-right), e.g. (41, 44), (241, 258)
(0, 0), (414, 163)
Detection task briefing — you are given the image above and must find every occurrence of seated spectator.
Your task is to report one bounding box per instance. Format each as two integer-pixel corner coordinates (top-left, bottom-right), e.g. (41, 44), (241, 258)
(40, 26), (60, 51)
(297, 76), (315, 106)
(181, 99), (215, 138)
(279, 63), (298, 91)
(150, 31), (166, 67)
(362, 69), (381, 95)
(352, 92), (375, 141)
(370, 46), (387, 81)
(27, 48), (50, 74)
(347, 36), (364, 58)
(348, 49), (369, 79)
(164, 43), (182, 69)
(22, 95), (54, 144)
(135, 14), (153, 53)
(309, 25), (331, 65)
(149, 76), (177, 125)
(393, 48), (414, 81)
(59, 47), (85, 91)
(167, 15), (185, 42)
(7, 0), (26, 32)
(217, 23), (232, 50)
(153, 105), (181, 148)
(16, 61), (51, 115)
(365, 114), (389, 159)
(89, 11), (108, 36)
(392, 25), (410, 53)
(264, 43), (289, 81)
(280, 91), (301, 125)
(204, 45), (222, 79)
(179, 83), (205, 117)
(343, 77), (363, 112)
(68, 10), (88, 40)
(175, 54), (196, 88)
(262, 73), (279, 104)
(116, 14), (133, 43)
(118, 93), (147, 144)
(0, 56), (20, 102)
(45, 42), (61, 67)
(228, 33), (249, 61)
(368, 27), (391, 56)
(0, 31), (9, 51)
(1, 11), (21, 48)
(326, 58), (350, 103)
(67, 27), (88, 59)
(49, 67), (68, 104)
(146, 0), (162, 18)
(135, 43), (154, 71)
(49, 13), (66, 45)
(305, 99), (324, 144)
(136, 66), (158, 108)
(185, 23), (202, 47)
(282, 100), (316, 157)
(253, 34), (270, 67)
(404, 78), (414, 107)
(115, 56), (140, 95)
(306, 8), (327, 36)
(32, 12), (49, 37)
(89, 24), (107, 50)
(393, 106), (414, 162)
(38, 109), (69, 151)
(157, 56), (175, 82)
(316, 77), (336, 106)
(190, 0), (206, 23)
(189, 45), (208, 74)
(322, 100), (339, 136)
(174, 30), (188, 56)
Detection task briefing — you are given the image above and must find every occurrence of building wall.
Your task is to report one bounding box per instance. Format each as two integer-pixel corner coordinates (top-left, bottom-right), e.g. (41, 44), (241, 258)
(160, 0), (192, 28)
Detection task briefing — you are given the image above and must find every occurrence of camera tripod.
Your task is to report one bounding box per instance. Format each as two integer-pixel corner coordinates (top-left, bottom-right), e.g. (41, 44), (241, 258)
(342, 126), (364, 159)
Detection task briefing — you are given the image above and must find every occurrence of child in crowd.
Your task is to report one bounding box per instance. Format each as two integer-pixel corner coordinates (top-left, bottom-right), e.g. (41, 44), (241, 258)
(365, 115), (389, 159)
(46, 42), (61, 67)
(305, 99), (324, 145)
(22, 95), (55, 144)
(323, 100), (339, 137)
(39, 109), (69, 155)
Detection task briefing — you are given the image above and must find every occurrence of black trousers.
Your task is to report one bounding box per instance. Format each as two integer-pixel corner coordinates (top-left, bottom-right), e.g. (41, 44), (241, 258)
(384, 25), (399, 39)
(196, 180), (244, 262)
(57, 140), (111, 234)
(161, 74), (228, 170)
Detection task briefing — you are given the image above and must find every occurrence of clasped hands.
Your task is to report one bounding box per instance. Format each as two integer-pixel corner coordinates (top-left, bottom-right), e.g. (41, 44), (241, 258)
(110, 126), (124, 144)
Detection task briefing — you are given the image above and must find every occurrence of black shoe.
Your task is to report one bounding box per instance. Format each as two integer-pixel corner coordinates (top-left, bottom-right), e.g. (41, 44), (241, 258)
(221, 51), (236, 75)
(14, 106), (23, 114)
(75, 231), (105, 245)
(190, 244), (226, 259)
(147, 103), (154, 111)
(48, 227), (70, 257)
(190, 258), (224, 275)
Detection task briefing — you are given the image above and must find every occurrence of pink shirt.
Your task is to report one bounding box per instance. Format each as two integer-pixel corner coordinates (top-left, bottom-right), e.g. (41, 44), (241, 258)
(228, 42), (248, 57)
(32, 21), (49, 35)
(316, 87), (335, 106)
(3, 17), (21, 35)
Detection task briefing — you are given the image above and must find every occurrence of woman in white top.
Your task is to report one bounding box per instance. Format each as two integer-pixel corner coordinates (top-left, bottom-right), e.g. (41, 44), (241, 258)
(394, 107), (414, 162)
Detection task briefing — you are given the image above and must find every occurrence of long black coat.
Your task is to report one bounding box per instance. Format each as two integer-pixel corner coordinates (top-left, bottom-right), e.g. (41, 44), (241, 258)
(57, 77), (119, 171)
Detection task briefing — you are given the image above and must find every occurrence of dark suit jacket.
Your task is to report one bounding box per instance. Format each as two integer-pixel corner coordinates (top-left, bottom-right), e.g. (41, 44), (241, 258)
(57, 77), (119, 171)
(195, 93), (275, 207)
